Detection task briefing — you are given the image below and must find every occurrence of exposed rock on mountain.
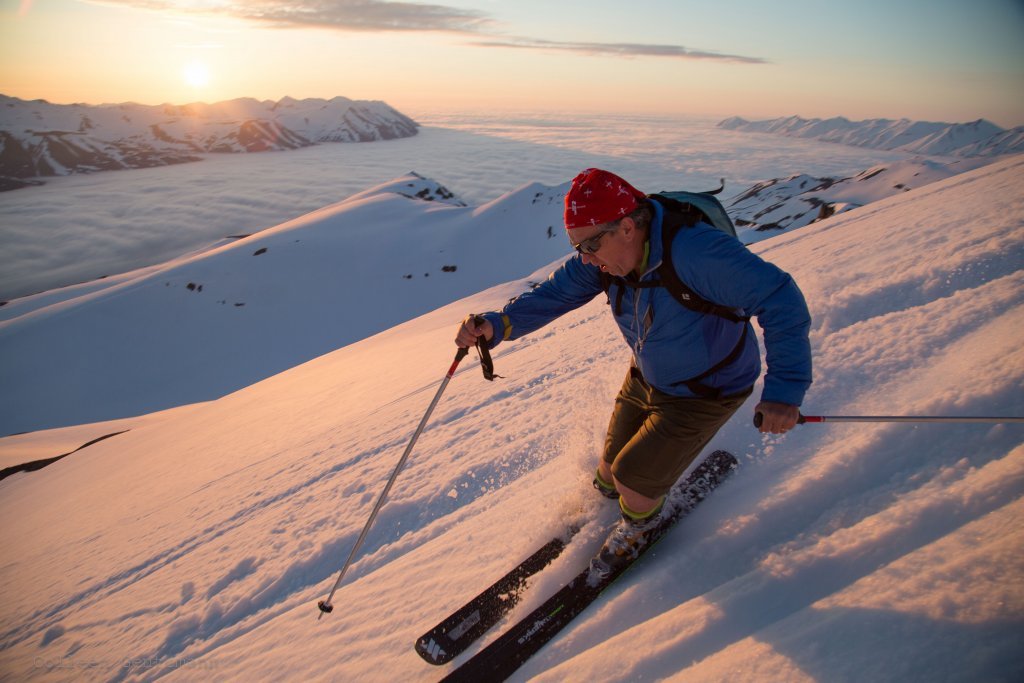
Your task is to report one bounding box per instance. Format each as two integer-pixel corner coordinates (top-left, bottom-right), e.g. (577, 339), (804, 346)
(724, 157), (991, 243)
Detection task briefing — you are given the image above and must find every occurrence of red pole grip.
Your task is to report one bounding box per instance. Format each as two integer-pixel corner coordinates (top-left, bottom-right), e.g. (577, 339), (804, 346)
(448, 347), (469, 377)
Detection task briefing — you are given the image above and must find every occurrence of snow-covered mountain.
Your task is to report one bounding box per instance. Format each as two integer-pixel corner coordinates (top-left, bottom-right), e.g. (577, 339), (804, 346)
(719, 115), (1024, 158)
(0, 172), (568, 435)
(0, 155), (1020, 682)
(0, 95), (418, 188)
(725, 157), (990, 242)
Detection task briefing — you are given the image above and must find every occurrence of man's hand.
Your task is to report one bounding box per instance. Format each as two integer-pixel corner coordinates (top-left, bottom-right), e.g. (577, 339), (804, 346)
(455, 314), (494, 348)
(754, 401), (800, 434)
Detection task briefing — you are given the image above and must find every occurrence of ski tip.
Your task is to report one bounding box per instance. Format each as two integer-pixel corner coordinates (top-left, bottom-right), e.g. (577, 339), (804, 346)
(708, 449), (738, 467)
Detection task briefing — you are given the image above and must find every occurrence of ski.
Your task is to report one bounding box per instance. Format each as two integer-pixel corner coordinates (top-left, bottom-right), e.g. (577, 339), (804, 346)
(439, 449), (738, 682)
(415, 525), (580, 664)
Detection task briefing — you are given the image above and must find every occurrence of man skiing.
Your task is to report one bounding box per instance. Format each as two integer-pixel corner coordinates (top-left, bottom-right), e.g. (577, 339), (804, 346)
(455, 168), (812, 573)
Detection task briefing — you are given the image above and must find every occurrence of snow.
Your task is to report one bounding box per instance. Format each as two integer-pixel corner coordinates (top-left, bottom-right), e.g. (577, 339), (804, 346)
(1, 151), (1022, 682)
(0, 173), (568, 435)
(0, 404), (208, 473)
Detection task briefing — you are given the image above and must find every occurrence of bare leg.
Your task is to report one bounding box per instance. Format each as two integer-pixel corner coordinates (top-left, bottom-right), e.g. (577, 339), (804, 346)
(599, 460), (661, 515)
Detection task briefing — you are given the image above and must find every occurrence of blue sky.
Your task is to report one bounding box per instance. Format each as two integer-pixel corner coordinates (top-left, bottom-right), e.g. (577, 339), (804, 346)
(1, 0), (1022, 125)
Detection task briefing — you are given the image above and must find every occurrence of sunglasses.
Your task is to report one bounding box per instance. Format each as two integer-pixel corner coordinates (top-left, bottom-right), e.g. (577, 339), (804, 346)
(571, 227), (615, 255)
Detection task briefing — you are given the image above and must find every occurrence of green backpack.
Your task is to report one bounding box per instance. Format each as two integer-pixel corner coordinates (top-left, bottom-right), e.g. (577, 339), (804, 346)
(654, 182), (738, 239)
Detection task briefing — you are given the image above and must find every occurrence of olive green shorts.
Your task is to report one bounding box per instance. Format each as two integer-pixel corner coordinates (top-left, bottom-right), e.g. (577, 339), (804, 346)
(603, 367), (752, 499)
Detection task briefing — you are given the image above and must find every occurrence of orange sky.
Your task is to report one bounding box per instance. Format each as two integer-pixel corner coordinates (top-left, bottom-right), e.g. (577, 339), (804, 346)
(2, 0), (1023, 126)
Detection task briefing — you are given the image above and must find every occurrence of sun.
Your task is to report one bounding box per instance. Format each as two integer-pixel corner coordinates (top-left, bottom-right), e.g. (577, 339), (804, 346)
(183, 60), (211, 89)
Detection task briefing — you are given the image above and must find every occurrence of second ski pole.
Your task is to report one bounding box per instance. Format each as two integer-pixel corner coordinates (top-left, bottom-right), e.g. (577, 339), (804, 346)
(317, 317), (498, 619)
(754, 412), (1024, 428)
(317, 346), (469, 619)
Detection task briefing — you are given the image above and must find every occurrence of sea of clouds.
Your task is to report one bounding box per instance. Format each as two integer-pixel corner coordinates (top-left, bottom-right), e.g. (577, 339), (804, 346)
(0, 111), (913, 301)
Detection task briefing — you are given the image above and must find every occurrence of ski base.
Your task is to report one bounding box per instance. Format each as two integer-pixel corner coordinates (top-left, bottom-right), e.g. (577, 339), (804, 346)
(439, 449), (738, 682)
(415, 526), (579, 664)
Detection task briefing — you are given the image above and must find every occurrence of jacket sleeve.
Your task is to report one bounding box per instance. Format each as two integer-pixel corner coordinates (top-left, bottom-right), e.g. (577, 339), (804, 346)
(677, 227), (813, 406)
(481, 255), (603, 348)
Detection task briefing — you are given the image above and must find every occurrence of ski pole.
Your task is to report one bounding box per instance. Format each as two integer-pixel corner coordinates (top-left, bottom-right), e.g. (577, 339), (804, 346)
(317, 346), (470, 620)
(754, 412), (1024, 428)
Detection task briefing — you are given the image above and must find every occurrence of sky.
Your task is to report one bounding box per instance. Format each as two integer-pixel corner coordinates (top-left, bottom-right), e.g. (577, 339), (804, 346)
(1, 0), (1023, 126)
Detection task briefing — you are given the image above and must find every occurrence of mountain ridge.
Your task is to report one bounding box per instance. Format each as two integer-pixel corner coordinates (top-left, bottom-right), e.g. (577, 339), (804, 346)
(724, 156), (991, 241)
(719, 115), (1024, 158)
(0, 94), (418, 188)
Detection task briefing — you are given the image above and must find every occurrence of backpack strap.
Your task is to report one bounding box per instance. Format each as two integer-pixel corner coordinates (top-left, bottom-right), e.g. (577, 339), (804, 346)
(598, 270), (620, 314)
(600, 270), (657, 316)
(653, 197), (750, 325)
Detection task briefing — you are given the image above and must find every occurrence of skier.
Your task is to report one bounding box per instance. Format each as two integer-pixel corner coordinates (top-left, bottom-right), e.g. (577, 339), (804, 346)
(455, 168), (812, 573)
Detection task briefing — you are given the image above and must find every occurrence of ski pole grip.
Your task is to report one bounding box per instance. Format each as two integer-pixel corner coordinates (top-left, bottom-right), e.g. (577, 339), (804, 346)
(753, 411), (808, 429)
(471, 315), (499, 381)
(448, 346), (470, 377)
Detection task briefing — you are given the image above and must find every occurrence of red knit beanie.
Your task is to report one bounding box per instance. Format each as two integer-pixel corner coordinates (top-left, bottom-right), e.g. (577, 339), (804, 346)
(563, 168), (646, 230)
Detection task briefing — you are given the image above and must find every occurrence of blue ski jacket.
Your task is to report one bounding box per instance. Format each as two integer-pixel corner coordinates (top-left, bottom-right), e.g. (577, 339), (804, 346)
(481, 198), (812, 406)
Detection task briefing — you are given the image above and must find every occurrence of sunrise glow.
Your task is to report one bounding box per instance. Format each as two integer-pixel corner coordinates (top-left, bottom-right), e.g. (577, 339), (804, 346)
(182, 60), (211, 89)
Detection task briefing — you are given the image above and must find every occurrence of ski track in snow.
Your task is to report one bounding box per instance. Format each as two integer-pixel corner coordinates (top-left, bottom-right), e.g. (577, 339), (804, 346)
(1, 156), (1022, 682)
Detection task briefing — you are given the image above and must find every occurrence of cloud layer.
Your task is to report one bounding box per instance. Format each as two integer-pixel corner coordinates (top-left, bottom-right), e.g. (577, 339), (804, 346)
(88, 0), (765, 62)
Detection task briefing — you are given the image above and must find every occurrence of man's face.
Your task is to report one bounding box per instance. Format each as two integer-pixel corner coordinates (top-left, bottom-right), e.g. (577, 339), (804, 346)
(567, 218), (640, 277)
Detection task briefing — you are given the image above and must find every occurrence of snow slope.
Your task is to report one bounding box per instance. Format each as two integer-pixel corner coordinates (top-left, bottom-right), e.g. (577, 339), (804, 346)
(1, 156), (1022, 683)
(0, 173), (568, 435)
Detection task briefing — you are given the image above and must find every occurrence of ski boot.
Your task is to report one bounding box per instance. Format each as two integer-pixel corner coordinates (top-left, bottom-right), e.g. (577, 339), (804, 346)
(589, 497), (665, 582)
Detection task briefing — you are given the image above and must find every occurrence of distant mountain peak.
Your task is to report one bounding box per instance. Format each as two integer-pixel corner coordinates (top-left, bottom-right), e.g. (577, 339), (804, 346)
(718, 114), (1022, 158)
(0, 94), (419, 189)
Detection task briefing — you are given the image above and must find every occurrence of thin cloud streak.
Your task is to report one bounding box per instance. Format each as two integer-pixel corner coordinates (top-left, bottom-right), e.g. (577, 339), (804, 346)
(469, 38), (767, 64)
(87, 0), (492, 33)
